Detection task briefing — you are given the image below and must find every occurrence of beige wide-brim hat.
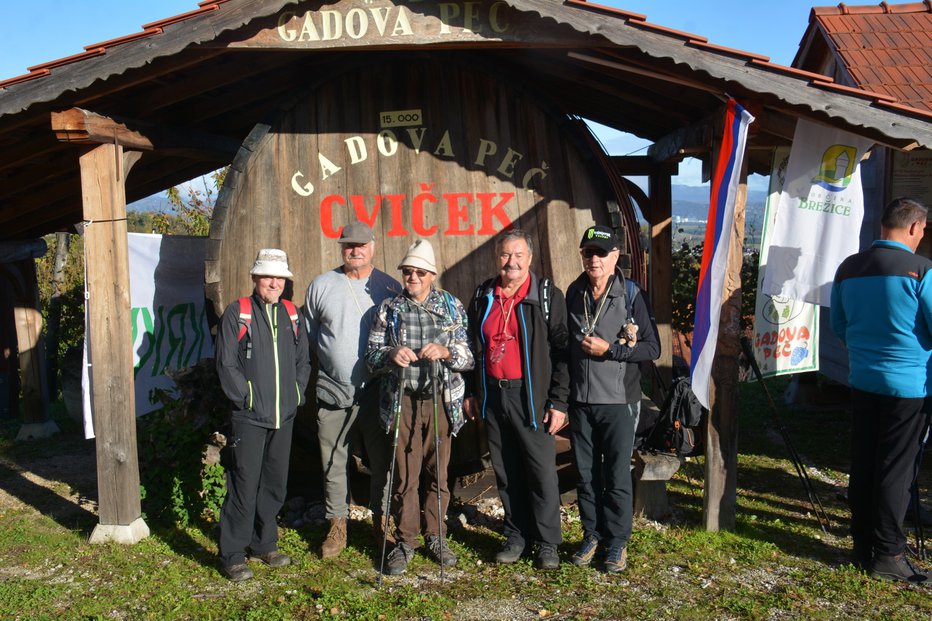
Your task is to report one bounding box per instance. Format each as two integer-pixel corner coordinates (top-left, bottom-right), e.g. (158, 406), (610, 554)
(397, 239), (437, 273)
(250, 248), (293, 278)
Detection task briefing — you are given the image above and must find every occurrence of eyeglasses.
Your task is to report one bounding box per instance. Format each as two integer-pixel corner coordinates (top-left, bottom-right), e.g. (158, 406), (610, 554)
(581, 247), (611, 259)
(402, 267), (429, 278)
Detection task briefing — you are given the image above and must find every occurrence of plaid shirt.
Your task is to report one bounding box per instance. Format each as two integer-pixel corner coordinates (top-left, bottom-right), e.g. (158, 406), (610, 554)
(366, 288), (474, 435)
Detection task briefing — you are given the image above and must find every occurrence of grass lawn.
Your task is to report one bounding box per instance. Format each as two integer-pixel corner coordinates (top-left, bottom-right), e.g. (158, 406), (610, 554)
(0, 376), (929, 620)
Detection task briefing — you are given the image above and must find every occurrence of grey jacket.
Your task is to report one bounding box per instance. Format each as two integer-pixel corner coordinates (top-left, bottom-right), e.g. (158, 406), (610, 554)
(566, 272), (660, 405)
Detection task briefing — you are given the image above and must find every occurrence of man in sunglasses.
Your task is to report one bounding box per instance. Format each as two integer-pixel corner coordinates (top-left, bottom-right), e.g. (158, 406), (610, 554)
(304, 221), (400, 558)
(565, 225), (660, 573)
(366, 239), (474, 575)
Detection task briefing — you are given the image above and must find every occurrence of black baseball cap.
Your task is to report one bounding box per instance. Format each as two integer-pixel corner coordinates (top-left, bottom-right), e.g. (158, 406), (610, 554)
(579, 225), (619, 252)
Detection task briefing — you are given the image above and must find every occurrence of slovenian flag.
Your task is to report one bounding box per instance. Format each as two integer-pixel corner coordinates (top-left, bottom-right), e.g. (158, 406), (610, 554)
(690, 99), (754, 410)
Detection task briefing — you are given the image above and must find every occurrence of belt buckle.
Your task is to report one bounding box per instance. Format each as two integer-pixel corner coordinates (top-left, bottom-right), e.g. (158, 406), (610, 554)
(497, 378), (510, 389)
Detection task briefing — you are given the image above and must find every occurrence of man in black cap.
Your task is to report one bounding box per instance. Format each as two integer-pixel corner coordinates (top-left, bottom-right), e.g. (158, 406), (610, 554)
(565, 225), (660, 573)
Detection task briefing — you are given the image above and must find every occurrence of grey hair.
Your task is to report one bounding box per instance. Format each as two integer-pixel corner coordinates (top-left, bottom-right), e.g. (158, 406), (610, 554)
(494, 228), (534, 255)
(882, 197), (928, 230)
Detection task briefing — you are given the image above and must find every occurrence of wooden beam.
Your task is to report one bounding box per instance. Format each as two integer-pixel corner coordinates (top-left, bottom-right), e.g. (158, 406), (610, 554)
(702, 147), (748, 532)
(648, 117), (716, 163)
(79, 142), (149, 544)
(648, 168), (675, 393)
(51, 108), (240, 159)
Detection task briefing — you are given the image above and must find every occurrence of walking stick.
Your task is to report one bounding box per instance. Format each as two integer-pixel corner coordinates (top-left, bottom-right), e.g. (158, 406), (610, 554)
(378, 339), (406, 587)
(740, 336), (831, 533)
(431, 359), (446, 584)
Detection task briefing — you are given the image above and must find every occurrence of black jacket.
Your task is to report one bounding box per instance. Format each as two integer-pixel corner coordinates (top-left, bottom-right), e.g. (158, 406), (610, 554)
(468, 272), (569, 430)
(216, 292), (311, 429)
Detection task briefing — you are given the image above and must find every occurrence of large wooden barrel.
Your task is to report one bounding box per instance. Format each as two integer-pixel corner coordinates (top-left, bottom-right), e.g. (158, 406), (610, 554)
(205, 57), (640, 483)
(206, 57), (638, 312)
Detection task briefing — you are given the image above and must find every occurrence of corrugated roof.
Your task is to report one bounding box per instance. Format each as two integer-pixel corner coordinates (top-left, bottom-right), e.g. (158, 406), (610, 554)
(803, 1), (932, 112)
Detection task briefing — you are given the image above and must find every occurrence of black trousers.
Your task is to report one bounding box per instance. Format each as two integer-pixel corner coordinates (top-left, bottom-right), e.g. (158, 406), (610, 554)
(485, 384), (562, 546)
(219, 418), (294, 568)
(849, 389), (926, 558)
(569, 401), (639, 548)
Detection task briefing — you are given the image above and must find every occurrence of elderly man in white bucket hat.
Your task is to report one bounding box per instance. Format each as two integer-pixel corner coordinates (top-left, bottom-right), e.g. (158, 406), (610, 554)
(215, 248), (311, 581)
(366, 239), (474, 575)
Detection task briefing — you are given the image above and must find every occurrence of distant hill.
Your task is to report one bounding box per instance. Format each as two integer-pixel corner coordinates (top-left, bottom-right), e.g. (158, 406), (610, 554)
(127, 193), (170, 213)
(671, 184), (767, 235)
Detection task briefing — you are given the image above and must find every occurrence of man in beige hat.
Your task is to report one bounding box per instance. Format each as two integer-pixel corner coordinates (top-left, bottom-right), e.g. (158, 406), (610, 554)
(366, 239), (474, 575)
(216, 248), (311, 581)
(304, 221), (400, 558)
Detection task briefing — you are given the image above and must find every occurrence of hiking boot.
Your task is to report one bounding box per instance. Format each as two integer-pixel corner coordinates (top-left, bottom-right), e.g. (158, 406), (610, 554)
(251, 551), (291, 567)
(222, 563), (254, 582)
(372, 514), (395, 547)
(604, 545), (628, 573)
(321, 518), (347, 559)
(426, 535), (457, 567)
(495, 539), (525, 564)
(383, 542), (415, 575)
(869, 553), (930, 584)
(535, 543), (560, 570)
(571, 535), (599, 567)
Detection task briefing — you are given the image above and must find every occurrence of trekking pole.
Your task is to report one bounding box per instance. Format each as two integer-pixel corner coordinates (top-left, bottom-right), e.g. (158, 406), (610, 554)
(378, 346), (406, 587)
(740, 336), (831, 533)
(431, 359), (446, 584)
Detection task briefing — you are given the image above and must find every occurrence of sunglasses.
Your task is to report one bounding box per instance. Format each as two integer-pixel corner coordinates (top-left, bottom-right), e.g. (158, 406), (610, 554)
(402, 267), (429, 278)
(581, 247), (611, 259)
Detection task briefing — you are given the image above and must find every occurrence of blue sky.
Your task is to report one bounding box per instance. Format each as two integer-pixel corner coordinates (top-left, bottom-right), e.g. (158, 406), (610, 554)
(0, 0), (882, 187)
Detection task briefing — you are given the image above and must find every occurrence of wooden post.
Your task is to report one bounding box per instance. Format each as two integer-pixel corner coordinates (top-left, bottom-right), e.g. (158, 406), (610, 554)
(702, 154), (749, 532)
(13, 258), (58, 441)
(649, 169), (674, 392)
(79, 142), (149, 544)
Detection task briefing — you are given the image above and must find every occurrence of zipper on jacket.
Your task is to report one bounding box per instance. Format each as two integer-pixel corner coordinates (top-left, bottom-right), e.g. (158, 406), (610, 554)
(247, 380), (253, 410)
(267, 303), (281, 429)
(517, 305), (538, 430)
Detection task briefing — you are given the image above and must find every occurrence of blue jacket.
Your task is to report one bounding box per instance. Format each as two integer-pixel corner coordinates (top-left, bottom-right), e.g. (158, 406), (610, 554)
(830, 240), (932, 398)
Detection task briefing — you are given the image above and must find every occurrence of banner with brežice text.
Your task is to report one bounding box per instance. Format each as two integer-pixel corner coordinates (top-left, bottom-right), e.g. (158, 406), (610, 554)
(760, 119), (873, 306)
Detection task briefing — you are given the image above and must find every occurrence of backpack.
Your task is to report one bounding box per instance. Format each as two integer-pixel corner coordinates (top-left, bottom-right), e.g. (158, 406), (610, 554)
(637, 377), (706, 456)
(236, 297), (300, 343)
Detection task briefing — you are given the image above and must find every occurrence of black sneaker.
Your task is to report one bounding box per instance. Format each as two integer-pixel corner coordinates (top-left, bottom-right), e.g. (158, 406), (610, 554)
(604, 545), (628, 573)
(384, 542), (415, 575)
(535, 543), (560, 570)
(222, 563), (254, 582)
(425, 535), (457, 567)
(869, 553), (930, 584)
(251, 551), (291, 567)
(571, 535), (599, 567)
(495, 539), (525, 564)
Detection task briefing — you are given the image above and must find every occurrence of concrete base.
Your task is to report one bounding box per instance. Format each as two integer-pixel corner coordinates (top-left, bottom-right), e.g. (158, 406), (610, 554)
(15, 420), (61, 441)
(89, 517), (150, 545)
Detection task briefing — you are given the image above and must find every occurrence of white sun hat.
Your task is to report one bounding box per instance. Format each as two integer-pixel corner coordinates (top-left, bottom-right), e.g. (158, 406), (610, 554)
(249, 248), (293, 278)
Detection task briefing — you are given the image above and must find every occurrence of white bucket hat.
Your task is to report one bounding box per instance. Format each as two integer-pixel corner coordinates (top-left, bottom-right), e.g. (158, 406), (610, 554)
(250, 248), (293, 278)
(397, 239), (437, 274)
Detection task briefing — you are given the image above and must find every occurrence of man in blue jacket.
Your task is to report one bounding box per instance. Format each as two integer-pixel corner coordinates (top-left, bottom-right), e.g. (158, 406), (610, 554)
(216, 249), (311, 581)
(831, 197), (932, 584)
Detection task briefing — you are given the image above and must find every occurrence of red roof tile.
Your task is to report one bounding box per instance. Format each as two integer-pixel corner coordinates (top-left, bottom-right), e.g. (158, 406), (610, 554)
(808, 1), (932, 112)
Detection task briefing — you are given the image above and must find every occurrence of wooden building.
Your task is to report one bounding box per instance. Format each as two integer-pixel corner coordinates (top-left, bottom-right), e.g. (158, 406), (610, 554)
(1, 0), (930, 543)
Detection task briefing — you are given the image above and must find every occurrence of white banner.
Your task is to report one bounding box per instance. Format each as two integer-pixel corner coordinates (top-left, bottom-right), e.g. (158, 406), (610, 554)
(83, 233), (213, 438)
(753, 147), (819, 376)
(760, 119), (874, 306)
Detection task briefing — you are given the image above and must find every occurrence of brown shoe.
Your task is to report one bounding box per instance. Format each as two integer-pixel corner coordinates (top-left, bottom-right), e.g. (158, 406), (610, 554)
(321, 518), (347, 559)
(372, 514), (395, 547)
